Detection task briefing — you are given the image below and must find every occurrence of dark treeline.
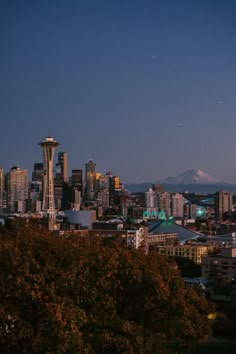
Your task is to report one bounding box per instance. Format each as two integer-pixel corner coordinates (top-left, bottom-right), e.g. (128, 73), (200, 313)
(0, 224), (213, 353)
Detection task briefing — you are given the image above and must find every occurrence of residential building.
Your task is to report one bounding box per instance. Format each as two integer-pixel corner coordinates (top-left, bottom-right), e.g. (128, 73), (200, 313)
(6, 166), (28, 212)
(215, 191), (233, 219)
(158, 192), (171, 216)
(184, 203), (197, 219)
(159, 244), (211, 264)
(171, 193), (184, 218)
(145, 188), (158, 209)
(91, 221), (146, 249)
(147, 233), (178, 248)
(202, 247), (236, 280)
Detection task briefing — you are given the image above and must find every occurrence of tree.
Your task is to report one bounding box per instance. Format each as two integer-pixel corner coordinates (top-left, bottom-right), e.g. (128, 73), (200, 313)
(173, 256), (202, 278)
(0, 226), (213, 353)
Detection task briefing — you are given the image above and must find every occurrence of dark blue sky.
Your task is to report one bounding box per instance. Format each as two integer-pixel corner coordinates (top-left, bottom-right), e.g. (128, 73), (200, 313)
(1, 0), (236, 183)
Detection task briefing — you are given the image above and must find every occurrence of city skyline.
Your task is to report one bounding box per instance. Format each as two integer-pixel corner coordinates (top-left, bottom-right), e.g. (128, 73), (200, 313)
(1, 1), (236, 183)
(0, 143), (234, 186)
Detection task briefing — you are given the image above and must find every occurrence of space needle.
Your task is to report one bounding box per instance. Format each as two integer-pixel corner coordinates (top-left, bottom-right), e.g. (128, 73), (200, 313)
(40, 136), (60, 230)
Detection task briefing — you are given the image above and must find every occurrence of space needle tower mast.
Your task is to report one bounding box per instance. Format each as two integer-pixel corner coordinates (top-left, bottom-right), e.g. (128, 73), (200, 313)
(40, 136), (60, 230)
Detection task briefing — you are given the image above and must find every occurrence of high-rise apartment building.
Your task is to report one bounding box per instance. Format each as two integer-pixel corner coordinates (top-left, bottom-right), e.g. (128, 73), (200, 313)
(85, 160), (96, 200)
(6, 166), (28, 212)
(145, 188), (158, 209)
(158, 192), (171, 217)
(171, 193), (185, 218)
(215, 191), (233, 219)
(184, 203), (197, 219)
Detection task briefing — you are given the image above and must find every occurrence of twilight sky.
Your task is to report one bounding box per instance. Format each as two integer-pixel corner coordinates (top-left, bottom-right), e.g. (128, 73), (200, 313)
(0, 0), (236, 183)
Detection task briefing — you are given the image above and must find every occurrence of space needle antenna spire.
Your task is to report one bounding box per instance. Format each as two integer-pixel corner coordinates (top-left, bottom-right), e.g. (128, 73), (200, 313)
(40, 136), (60, 231)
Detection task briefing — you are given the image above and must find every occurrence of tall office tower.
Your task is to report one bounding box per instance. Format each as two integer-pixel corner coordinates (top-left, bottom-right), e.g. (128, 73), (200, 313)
(95, 172), (102, 193)
(32, 163), (44, 182)
(31, 163), (43, 210)
(98, 173), (109, 191)
(54, 153), (67, 210)
(145, 188), (158, 210)
(0, 168), (4, 214)
(40, 136), (60, 230)
(96, 173), (109, 208)
(171, 193), (184, 218)
(215, 191), (233, 220)
(54, 177), (63, 210)
(57, 152), (68, 182)
(85, 160), (96, 200)
(109, 175), (120, 207)
(97, 190), (110, 208)
(6, 166), (28, 212)
(158, 192), (171, 217)
(71, 169), (83, 193)
(70, 169), (83, 209)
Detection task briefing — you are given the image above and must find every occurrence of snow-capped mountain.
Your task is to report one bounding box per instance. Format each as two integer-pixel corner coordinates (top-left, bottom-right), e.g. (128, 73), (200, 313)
(160, 169), (219, 184)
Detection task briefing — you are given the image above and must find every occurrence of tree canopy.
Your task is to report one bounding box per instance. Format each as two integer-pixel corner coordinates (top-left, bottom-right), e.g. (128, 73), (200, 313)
(0, 225), (213, 353)
(173, 256), (202, 278)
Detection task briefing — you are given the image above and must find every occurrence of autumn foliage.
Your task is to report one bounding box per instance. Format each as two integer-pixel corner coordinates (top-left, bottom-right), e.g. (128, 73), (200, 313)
(0, 225), (212, 353)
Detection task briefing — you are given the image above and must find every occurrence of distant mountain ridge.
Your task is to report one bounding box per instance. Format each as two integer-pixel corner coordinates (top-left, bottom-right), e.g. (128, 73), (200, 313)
(159, 169), (219, 185)
(125, 169), (234, 193)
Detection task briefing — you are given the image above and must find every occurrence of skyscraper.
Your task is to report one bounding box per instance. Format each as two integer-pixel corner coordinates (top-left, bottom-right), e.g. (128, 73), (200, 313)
(32, 163), (44, 182)
(57, 152), (68, 182)
(30, 163), (44, 211)
(71, 169), (83, 193)
(6, 166), (28, 212)
(171, 193), (184, 218)
(70, 169), (83, 209)
(158, 192), (171, 217)
(96, 173), (110, 208)
(109, 175), (120, 207)
(85, 160), (96, 200)
(215, 191), (233, 219)
(40, 136), (60, 230)
(145, 188), (158, 209)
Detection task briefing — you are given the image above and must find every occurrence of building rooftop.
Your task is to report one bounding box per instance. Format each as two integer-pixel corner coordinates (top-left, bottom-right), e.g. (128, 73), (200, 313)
(148, 221), (200, 243)
(40, 137), (60, 146)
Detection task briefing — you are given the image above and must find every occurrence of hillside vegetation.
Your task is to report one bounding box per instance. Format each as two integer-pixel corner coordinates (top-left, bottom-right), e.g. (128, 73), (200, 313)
(0, 225), (213, 353)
